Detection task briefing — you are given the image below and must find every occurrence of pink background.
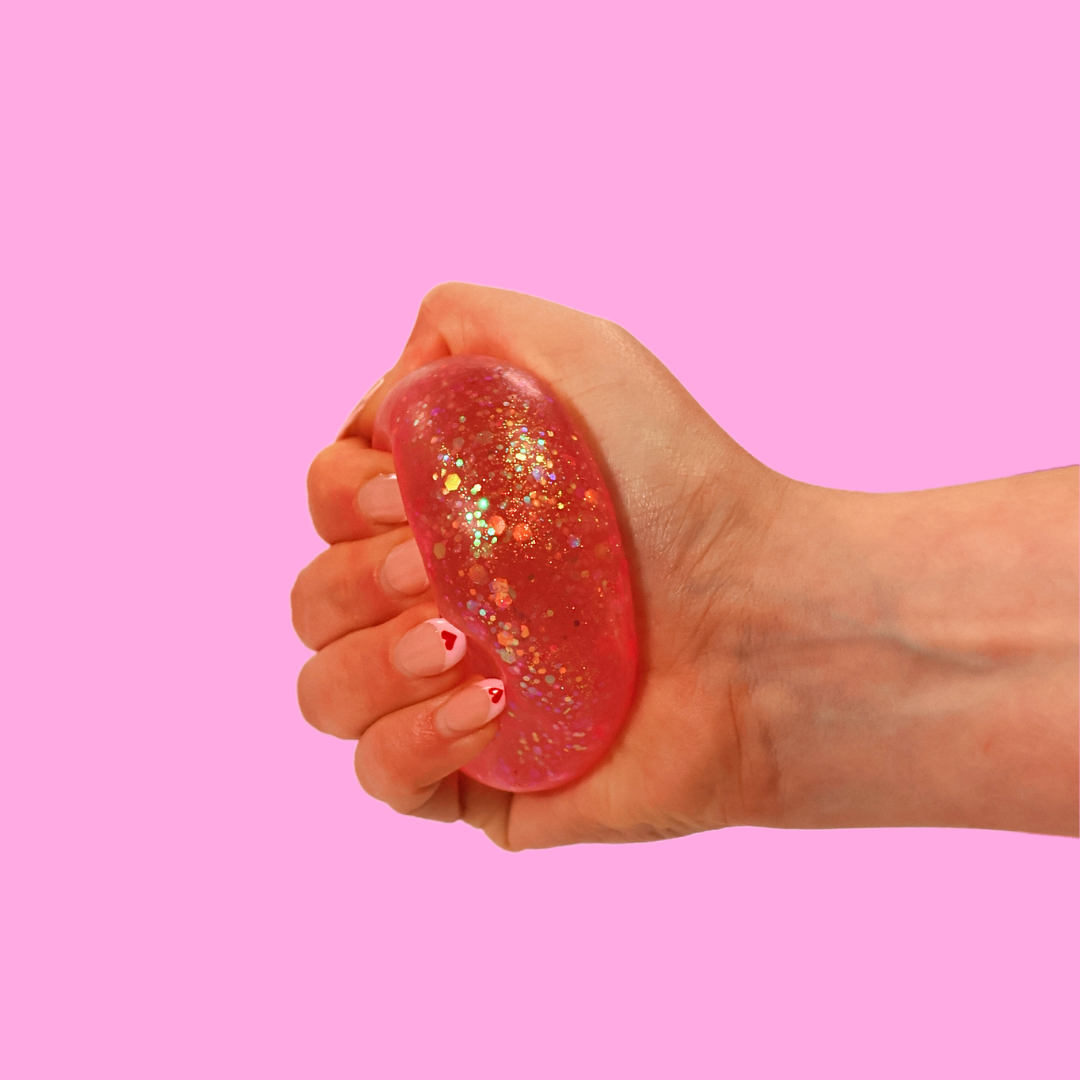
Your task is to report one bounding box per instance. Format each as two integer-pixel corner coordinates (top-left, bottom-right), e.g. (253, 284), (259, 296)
(1, 2), (1076, 1077)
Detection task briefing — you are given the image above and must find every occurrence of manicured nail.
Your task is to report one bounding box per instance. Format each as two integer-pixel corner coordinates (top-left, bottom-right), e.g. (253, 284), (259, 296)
(336, 374), (386, 439)
(435, 679), (506, 736)
(357, 473), (407, 524)
(379, 538), (429, 597)
(392, 617), (467, 677)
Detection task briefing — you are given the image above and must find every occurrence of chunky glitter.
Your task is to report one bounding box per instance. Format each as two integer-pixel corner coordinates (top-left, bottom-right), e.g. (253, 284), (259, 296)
(374, 356), (638, 792)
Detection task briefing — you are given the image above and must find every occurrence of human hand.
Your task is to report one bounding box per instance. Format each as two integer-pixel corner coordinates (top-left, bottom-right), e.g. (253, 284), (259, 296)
(292, 284), (1079, 846)
(292, 283), (785, 848)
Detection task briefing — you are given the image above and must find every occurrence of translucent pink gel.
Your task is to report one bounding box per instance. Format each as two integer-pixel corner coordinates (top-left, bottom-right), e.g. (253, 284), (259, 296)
(374, 356), (638, 792)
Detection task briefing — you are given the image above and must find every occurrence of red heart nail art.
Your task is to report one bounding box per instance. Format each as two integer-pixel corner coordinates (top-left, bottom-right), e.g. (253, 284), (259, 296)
(487, 687), (504, 704)
(440, 630), (458, 650)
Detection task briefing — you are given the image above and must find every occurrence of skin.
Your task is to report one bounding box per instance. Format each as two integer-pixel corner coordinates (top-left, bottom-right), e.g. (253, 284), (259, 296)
(291, 283), (1079, 849)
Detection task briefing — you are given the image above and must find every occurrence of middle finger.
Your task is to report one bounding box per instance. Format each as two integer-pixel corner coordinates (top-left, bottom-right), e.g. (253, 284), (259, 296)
(292, 526), (433, 650)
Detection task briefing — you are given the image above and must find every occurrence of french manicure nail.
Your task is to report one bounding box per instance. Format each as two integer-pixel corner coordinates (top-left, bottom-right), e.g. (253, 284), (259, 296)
(357, 473), (407, 524)
(336, 374), (386, 439)
(435, 679), (506, 736)
(392, 617), (467, 678)
(379, 538), (429, 597)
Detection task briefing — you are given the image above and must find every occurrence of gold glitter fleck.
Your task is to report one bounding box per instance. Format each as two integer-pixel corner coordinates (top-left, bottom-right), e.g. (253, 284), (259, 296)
(433, 542), (446, 559)
(444, 474), (461, 491)
(492, 578), (513, 609)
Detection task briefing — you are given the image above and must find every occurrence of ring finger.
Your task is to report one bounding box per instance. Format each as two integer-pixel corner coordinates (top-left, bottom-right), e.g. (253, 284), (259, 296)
(298, 605), (471, 739)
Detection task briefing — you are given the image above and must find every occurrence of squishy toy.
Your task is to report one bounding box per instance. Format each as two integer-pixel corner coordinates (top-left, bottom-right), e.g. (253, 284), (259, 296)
(374, 356), (637, 791)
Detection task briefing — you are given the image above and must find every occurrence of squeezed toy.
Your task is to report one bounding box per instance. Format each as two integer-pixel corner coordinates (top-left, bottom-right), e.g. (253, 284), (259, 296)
(374, 356), (637, 792)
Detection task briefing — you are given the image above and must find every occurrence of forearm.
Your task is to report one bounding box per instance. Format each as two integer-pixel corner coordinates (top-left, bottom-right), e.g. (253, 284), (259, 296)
(741, 467), (1079, 835)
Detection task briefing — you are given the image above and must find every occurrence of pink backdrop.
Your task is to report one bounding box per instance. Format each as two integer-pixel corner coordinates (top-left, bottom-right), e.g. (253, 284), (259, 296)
(1, 2), (1076, 1076)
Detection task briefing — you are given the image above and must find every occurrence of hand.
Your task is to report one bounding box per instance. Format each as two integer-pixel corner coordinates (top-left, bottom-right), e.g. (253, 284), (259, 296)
(292, 283), (784, 848)
(292, 284), (1079, 847)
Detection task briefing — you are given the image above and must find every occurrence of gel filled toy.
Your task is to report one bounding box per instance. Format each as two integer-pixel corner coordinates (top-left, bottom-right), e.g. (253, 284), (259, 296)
(374, 356), (638, 792)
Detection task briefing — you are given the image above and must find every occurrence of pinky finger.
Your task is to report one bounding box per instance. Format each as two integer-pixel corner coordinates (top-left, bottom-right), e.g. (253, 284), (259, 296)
(354, 679), (506, 819)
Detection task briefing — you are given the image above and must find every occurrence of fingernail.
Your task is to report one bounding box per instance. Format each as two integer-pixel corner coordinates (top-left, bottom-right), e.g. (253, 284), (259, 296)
(379, 538), (429, 597)
(357, 473), (407, 524)
(336, 374), (386, 439)
(392, 617), (467, 678)
(435, 679), (506, 736)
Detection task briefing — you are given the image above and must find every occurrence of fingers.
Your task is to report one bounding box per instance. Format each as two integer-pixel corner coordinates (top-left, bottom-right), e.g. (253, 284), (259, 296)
(297, 608), (472, 740)
(307, 438), (406, 543)
(354, 679), (508, 817)
(291, 527), (433, 650)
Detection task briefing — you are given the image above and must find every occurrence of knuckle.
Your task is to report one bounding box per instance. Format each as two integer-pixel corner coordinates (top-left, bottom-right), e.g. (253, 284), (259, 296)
(598, 316), (638, 353)
(296, 653), (364, 739)
(289, 566), (316, 645)
(354, 738), (393, 801)
(295, 657), (327, 733)
(354, 722), (440, 813)
(339, 542), (374, 611)
(488, 829), (519, 852)
(419, 281), (464, 314)
(305, 443), (339, 504)
(403, 781), (455, 820)
(418, 281), (491, 328)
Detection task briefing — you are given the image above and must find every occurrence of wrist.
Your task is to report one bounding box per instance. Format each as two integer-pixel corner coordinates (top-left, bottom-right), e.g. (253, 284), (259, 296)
(732, 470), (1078, 835)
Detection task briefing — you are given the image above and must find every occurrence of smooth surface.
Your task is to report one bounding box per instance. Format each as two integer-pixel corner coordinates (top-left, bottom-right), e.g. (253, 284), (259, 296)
(376, 356), (637, 790)
(1, 2), (1076, 1077)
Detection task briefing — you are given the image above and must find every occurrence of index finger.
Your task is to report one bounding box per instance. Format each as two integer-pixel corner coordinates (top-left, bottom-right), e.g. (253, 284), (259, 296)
(336, 282), (619, 445)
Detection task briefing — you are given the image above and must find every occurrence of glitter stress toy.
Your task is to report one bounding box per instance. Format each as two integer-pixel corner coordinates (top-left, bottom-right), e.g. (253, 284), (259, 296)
(374, 356), (638, 792)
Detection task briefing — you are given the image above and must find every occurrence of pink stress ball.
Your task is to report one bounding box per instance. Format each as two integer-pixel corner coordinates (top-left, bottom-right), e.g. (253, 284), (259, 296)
(373, 356), (638, 792)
